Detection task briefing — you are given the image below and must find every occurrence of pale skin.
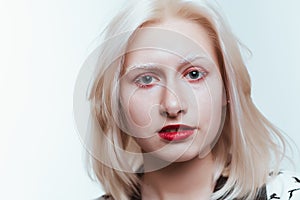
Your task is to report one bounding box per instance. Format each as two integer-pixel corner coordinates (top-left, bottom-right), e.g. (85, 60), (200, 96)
(120, 16), (226, 200)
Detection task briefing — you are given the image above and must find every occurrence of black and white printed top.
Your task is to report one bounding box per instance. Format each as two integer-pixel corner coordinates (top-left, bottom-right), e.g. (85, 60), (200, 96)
(267, 171), (300, 200)
(95, 171), (300, 200)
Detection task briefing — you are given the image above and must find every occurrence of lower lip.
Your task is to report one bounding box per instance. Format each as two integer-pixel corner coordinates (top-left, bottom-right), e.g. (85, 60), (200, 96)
(158, 130), (195, 141)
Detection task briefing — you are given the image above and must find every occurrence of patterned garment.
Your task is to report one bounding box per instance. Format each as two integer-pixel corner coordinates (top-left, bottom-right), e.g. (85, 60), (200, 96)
(267, 171), (300, 200)
(95, 171), (300, 200)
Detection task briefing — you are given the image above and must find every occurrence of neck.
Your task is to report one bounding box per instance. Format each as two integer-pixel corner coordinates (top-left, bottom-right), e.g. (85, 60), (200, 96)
(141, 153), (216, 200)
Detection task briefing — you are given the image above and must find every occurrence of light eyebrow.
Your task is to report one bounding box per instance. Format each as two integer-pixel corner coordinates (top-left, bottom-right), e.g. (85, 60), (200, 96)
(178, 54), (209, 65)
(125, 63), (161, 73)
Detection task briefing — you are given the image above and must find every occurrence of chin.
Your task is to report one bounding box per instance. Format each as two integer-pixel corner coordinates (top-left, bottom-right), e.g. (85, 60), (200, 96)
(157, 146), (204, 163)
(173, 154), (198, 162)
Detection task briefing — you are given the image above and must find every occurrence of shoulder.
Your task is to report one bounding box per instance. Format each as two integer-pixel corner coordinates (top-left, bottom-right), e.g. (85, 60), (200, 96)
(266, 171), (300, 200)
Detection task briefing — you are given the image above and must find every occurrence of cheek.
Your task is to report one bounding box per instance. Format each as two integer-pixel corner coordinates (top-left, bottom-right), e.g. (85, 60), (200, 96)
(129, 95), (152, 127)
(205, 94), (224, 143)
(121, 90), (157, 129)
(193, 78), (224, 131)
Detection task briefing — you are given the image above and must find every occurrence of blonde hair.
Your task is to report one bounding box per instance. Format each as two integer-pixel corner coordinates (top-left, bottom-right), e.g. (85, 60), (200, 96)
(85, 0), (287, 199)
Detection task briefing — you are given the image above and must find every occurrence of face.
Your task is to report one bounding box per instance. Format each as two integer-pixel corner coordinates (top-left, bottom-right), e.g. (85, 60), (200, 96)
(119, 17), (226, 166)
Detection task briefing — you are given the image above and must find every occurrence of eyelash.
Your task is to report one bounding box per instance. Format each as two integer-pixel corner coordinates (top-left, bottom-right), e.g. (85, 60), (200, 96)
(134, 66), (208, 88)
(134, 74), (159, 88)
(183, 67), (208, 82)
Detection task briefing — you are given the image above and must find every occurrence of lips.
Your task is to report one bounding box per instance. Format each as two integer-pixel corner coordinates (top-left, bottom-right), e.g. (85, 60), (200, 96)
(158, 124), (195, 141)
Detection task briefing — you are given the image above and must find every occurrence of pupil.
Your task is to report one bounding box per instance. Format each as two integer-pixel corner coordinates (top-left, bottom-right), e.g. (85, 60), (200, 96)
(189, 71), (199, 79)
(142, 76), (152, 84)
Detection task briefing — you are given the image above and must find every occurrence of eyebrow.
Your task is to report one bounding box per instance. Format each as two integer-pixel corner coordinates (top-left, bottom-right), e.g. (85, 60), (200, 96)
(125, 54), (210, 73)
(179, 54), (207, 65)
(126, 62), (159, 72)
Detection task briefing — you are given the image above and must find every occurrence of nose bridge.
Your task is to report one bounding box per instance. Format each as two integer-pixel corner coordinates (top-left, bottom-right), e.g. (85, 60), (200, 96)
(160, 79), (187, 116)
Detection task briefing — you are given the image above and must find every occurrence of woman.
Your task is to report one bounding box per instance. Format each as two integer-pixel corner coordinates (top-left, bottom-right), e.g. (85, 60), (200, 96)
(76, 0), (300, 199)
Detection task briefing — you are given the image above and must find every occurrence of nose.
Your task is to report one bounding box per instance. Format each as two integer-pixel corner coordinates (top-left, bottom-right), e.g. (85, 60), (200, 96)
(159, 86), (187, 118)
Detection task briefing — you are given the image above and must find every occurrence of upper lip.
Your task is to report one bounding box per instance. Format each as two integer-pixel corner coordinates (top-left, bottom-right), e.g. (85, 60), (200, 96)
(158, 124), (194, 133)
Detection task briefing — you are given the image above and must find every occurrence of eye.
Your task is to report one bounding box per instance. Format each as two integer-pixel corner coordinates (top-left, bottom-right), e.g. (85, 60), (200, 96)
(184, 67), (207, 82)
(135, 74), (159, 88)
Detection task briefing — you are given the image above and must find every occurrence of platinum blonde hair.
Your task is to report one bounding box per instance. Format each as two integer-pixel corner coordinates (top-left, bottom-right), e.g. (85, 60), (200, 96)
(85, 0), (287, 199)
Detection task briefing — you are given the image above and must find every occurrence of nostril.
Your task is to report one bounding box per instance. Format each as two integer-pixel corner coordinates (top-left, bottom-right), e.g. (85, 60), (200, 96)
(178, 109), (185, 114)
(160, 109), (186, 118)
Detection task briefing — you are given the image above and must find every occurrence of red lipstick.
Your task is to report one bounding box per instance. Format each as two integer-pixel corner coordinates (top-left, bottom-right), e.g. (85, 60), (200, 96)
(158, 124), (195, 141)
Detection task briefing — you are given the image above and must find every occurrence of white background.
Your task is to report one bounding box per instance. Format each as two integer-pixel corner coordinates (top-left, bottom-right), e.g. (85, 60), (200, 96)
(1, 0), (299, 199)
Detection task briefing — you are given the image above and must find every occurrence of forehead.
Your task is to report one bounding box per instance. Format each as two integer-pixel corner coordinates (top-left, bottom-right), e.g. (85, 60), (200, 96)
(125, 17), (217, 67)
